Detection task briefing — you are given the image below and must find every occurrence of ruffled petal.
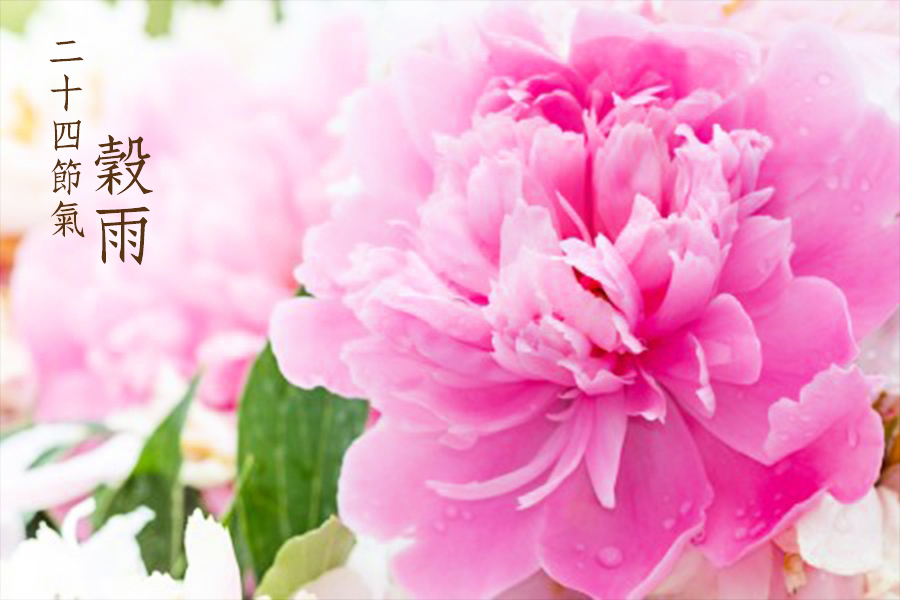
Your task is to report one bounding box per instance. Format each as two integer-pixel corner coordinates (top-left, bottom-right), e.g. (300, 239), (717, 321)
(690, 367), (882, 566)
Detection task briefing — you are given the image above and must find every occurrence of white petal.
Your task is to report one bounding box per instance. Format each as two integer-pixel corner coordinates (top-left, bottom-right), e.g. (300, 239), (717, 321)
(8, 432), (142, 514)
(299, 567), (373, 600)
(797, 490), (884, 576)
(182, 509), (242, 600)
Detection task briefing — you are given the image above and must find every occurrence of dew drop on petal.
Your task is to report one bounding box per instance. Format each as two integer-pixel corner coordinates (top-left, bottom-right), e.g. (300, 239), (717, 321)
(775, 462), (791, 476)
(663, 518), (676, 531)
(575, 543), (586, 554)
(852, 202), (863, 215)
(734, 527), (748, 541)
(735, 507), (746, 518)
(817, 73), (833, 86)
(445, 506), (458, 519)
(860, 178), (871, 192)
(750, 522), (766, 537)
(847, 428), (859, 448)
(433, 520), (447, 533)
(679, 501), (693, 516)
(595, 546), (624, 568)
(825, 175), (839, 190)
(798, 126), (809, 137)
(461, 510), (473, 521)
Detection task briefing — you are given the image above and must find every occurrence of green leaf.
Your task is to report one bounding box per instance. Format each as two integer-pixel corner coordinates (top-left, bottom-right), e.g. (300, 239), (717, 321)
(236, 344), (368, 579)
(94, 379), (196, 572)
(256, 517), (355, 600)
(25, 511), (58, 538)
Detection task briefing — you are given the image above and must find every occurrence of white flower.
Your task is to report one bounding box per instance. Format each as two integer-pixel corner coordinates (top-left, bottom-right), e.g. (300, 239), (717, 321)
(0, 423), (142, 557)
(796, 489), (884, 576)
(792, 485), (900, 599)
(865, 488), (900, 600)
(0, 500), (241, 600)
(133, 510), (242, 600)
(0, 498), (152, 599)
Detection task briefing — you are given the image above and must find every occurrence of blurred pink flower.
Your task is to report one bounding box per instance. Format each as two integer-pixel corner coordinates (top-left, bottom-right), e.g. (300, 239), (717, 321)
(10, 15), (367, 422)
(653, 0), (900, 121)
(272, 6), (898, 600)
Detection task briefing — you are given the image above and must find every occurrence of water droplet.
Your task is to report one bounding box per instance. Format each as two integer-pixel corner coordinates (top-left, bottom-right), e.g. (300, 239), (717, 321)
(803, 95), (813, 104)
(692, 531), (707, 544)
(734, 527), (748, 540)
(775, 462), (791, 476)
(575, 543), (586, 554)
(445, 506), (458, 519)
(679, 501), (693, 516)
(595, 546), (624, 568)
(752, 508), (762, 519)
(825, 175), (839, 190)
(750, 522), (766, 537)
(796, 40), (809, 51)
(798, 126), (809, 137)
(860, 178), (871, 192)
(735, 507), (746, 518)
(774, 492), (784, 501)
(462, 510), (473, 521)
(433, 520), (446, 533)
(847, 428), (859, 448)
(817, 73), (833, 86)
(577, 561), (586, 570)
(852, 202), (863, 215)
(663, 518), (676, 531)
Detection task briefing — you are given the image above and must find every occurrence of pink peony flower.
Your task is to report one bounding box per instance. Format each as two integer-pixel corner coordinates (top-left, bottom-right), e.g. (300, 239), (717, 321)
(271, 7), (898, 599)
(10, 14), (367, 422)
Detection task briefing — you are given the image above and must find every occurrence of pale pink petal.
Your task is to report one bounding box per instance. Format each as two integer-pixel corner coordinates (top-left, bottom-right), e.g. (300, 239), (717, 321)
(743, 26), (900, 338)
(269, 298), (365, 398)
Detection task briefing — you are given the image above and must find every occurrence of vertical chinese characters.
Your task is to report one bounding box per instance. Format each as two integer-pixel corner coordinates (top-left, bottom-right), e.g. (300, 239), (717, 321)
(48, 40), (152, 263)
(49, 40), (83, 237)
(94, 135), (151, 264)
